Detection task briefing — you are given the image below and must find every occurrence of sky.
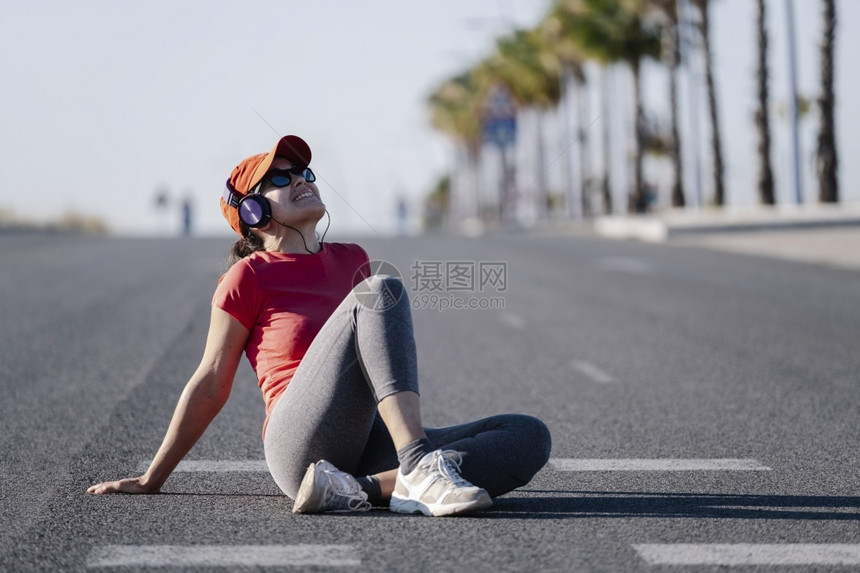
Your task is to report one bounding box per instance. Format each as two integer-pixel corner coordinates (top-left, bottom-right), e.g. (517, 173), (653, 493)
(1, 0), (857, 238)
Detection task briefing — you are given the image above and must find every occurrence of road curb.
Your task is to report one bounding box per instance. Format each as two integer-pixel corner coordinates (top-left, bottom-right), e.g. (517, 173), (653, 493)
(594, 204), (860, 243)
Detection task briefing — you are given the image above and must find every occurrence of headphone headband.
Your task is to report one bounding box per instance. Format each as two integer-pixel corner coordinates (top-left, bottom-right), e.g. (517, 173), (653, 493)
(223, 182), (241, 208)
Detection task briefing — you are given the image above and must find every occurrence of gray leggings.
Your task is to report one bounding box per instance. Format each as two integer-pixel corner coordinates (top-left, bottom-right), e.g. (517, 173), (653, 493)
(263, 275), (551, 500)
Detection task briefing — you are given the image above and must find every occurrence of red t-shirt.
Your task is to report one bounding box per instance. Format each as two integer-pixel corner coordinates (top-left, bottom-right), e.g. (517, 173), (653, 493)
(212, 242), (370, 438)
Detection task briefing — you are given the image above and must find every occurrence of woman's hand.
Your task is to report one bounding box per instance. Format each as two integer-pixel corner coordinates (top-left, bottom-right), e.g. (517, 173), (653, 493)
(86, 309), (247, 498)
(87, 476), (160, 495)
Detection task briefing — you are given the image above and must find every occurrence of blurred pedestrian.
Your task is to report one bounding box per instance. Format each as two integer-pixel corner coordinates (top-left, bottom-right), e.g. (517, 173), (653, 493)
(153, 185), (171, 236)
(88, 135), (551, 516)
(396, 195), (408, 236)
(181, 196), (193, 236)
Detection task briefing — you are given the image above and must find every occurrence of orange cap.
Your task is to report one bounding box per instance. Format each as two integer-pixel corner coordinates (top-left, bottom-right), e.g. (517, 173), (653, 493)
(221, 135), (312, 236)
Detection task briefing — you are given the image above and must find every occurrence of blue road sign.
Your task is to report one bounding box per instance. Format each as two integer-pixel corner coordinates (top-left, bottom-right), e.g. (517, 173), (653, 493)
(482, 84), (517, 148)
(483, 117), (517, 147)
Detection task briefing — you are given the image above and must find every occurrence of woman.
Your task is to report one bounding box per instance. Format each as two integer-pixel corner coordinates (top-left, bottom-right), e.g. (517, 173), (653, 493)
(88, 135), (551, 516)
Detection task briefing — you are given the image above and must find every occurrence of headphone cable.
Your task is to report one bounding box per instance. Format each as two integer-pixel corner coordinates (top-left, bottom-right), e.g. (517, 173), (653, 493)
(272, 209), (330, 254)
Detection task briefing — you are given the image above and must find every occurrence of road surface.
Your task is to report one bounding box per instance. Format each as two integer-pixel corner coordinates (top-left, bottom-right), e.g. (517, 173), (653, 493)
(1, 232), (858, 571)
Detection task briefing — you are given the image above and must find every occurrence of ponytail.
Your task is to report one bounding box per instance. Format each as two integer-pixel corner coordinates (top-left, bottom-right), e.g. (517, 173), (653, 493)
(227, 221), (265, 267)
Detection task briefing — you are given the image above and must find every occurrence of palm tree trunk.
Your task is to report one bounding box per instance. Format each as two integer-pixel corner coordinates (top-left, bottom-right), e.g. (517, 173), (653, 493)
(631, 58), (646, 213)
(817, 0), (838, 203)
(574, 73), (592, 217)
(499, 144), (513, 222)
(601, 67), (613, 214)
(560, 64), (578, 219)
(755, 0), (776, 205)
(697, 0), (725, 206)
(665, 20), (685, 208)
(467, 141), (482, 223)
(535, 110), (549, 218)
(450, 144), (464, 228)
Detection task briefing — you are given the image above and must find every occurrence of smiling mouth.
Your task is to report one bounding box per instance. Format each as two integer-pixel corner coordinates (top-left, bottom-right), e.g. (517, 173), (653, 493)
(293, 191), (314, 202)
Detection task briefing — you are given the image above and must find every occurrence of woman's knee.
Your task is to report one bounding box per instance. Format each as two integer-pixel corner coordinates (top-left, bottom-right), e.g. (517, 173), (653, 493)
(506, 413), (552, 478)
(354, 274), (410, 313)
(266, 462), (302, 500)
(361, 274), (405, 296)
(264, 440), (306, 500)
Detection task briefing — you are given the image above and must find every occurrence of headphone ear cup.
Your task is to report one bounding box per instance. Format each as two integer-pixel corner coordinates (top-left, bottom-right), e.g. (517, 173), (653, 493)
(238, 195), (271, 228)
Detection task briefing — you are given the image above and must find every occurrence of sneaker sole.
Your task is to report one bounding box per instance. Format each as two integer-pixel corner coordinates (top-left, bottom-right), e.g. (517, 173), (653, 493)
(390, 492), (493, 517)
(292, 463), (325, 514)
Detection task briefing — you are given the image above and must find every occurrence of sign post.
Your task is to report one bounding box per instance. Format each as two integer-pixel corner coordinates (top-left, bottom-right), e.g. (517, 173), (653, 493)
(482, 84), (517, 221)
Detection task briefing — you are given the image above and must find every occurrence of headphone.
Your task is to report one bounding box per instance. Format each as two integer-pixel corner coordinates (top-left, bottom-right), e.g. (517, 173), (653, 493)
(223, 179), (272, 229)
(223, 178), (331, 253)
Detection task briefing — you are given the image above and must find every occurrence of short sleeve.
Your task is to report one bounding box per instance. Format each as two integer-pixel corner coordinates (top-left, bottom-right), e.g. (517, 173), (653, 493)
(212, 259), (260, 330)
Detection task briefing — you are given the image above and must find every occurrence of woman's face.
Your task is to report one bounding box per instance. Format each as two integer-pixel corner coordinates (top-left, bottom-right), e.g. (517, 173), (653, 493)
(258, 156), (325, 225)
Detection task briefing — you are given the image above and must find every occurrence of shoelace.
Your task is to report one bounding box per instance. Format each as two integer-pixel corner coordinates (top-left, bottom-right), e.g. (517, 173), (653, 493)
(431, 450), (473, 488)
(323, 470), (371, 511)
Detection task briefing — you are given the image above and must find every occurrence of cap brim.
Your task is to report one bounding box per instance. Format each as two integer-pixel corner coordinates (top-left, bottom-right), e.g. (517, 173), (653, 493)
(249, 135), (313, 189)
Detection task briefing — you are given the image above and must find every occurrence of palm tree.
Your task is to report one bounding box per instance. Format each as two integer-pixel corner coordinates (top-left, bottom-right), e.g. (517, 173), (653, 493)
(547, 0), (618, 214)
(816, 0), (838, 203)
(540, 10), (590, 217)
(599, 68), (614, 214)
(423, 175), (451, 231)
(482, 29), (562, 219)
(427, 70), (486, 223)
(755, 0), (775, 205)
(428, 71), (484, 151)
(561, 0), (661, 213)
(487, 29), (561, 111)
(650, 0), (687, 207)
(638, 0), (685, 209)
(693, 0), (726, 206)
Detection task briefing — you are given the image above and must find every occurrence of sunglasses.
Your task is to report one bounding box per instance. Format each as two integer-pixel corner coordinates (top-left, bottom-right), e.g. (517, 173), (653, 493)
(261, 166), (316, 189)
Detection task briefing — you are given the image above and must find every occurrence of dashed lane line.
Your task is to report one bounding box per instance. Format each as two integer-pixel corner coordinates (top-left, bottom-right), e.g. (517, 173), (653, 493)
(569, 360), (615, 383)
(137, 460), (268, 472)
(87, 545), (360, 568)
(595, 257), (655, 275)
(634, 544), (860, 566)
(550, 458), (771, 471)
(499, 310), (525, 329)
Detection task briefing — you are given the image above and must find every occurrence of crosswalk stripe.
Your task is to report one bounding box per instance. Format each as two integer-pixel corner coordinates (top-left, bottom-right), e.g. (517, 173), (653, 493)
(137, 460), (268, 472)
(633, 544), (860, 566)
(87, 545), (360, 568)
(549, 458), (771, 471)
(141, 458), (772, 473)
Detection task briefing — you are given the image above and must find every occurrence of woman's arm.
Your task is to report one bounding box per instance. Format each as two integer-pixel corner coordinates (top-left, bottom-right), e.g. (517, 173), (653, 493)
(87, 306), (250, 494)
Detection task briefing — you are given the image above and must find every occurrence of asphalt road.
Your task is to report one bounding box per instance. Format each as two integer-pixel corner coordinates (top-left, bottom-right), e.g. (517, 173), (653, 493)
(1, 231), (858, 572)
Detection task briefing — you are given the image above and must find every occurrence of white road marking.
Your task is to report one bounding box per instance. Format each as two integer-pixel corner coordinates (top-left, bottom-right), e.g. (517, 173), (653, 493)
(151, 458), (772, 474)
(499, 310), (525, 329)
(549, 458), (771, 471)
(595, 257), (654, 275)
(87, 545), (360, 568)
(137, 460), (268, 473)
(634, 544), (860, 566)
(569, 360), (615, 383)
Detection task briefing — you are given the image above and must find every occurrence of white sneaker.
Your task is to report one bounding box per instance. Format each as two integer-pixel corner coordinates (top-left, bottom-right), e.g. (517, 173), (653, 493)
(292, 460), (372, 514)
(390, 450), (492, 516)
